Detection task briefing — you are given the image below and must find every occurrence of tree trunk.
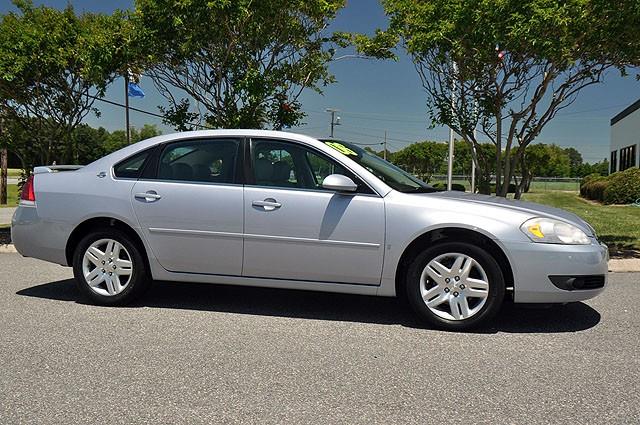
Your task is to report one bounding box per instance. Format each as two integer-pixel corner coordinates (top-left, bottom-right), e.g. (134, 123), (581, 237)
(0, 148), (7, 205)
(494, 110), (502, 195)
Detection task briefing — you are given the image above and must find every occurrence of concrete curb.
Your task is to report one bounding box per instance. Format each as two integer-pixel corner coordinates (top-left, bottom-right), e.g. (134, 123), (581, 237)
(0, 244), (17, 254)
(1, 242), (639, 273)
(608, 258), (640, 273)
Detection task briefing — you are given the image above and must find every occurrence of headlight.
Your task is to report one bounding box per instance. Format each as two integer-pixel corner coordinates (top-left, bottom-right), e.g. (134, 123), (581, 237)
(520, 217), (591, 245)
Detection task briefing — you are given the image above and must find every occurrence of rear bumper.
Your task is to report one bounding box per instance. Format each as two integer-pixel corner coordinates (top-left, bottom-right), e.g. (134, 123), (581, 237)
(504, 240), (608, 303)
(11, 204), (70, 266)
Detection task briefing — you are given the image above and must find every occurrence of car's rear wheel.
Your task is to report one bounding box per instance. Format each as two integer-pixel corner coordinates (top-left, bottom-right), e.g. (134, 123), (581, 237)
(72, 229), (150, 305)
(405, 241), (505, 331)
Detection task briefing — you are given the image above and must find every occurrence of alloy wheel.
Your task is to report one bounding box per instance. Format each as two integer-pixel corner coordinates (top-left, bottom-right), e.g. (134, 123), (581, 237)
(82, 238), (133, 297)
(419, 252), (490, 321)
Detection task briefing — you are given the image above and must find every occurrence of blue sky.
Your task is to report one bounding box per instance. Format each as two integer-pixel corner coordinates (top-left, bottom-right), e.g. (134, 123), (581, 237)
(2, 0), (639, 162)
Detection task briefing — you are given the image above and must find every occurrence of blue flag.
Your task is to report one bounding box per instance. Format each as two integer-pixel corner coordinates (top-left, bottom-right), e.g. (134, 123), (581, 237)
(128, 82), (145, 98)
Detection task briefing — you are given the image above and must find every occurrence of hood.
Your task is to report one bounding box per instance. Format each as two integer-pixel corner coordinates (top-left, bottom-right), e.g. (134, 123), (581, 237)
(423, 191), (594, 235)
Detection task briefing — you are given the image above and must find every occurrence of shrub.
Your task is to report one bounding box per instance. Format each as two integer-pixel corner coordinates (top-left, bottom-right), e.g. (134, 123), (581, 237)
(603, 167), (640, 205)
(489, 183), (516, 194)
(580, 174), (609, 201)
(580, 173), (603, 189)
(581, 179), (609, 202)
(432, 182), (466, 192)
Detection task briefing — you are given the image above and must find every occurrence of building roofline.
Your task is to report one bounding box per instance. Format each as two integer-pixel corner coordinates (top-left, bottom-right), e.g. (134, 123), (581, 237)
(611, 98), (640, 126)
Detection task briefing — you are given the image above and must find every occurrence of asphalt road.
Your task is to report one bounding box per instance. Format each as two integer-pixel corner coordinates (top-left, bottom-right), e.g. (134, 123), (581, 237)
(0, 253), (638, 424)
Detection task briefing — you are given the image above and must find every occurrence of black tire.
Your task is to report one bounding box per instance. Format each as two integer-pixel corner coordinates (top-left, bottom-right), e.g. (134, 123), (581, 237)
(72, 228), (150, 306)
(405, 241), (505, 331)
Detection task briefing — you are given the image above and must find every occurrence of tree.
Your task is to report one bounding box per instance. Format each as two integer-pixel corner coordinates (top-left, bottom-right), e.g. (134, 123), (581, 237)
(564, 147), (583, 177)
(520, 143), (571, 193)
(359, 0), (640, 197)
(134, 0), (347, 131)
(0, 0), (131, 172)
(103, 124), (162, 154)
(392, 141), (448, 182)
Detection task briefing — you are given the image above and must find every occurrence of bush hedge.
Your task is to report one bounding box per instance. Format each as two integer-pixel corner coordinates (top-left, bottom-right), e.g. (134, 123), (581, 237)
(432, 182), (466, 192)
(580, 173), (609, 201)
(580, 168), (640, 204)
(603, 167), (640, 205)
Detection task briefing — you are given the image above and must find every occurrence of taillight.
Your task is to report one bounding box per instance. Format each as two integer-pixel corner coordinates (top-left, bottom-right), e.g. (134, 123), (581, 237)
(20, 175), (35, 202)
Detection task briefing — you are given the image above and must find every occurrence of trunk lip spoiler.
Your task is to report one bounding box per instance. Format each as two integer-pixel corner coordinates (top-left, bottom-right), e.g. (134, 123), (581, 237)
(33, 165), (84, 174)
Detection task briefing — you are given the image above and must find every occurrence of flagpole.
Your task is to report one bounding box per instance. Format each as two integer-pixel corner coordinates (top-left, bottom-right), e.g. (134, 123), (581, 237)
(124, 73), (131, 145)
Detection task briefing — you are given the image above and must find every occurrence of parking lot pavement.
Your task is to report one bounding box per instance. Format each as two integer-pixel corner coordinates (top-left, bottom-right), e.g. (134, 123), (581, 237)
(0, 254), (638, 425)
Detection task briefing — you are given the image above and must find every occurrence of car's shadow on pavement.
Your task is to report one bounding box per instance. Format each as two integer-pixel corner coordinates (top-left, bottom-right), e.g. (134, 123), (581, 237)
(17, 279), (601, 334)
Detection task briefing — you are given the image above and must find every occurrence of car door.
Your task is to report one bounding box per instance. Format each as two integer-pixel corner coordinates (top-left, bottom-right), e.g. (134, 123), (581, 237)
(242, 138), (385, 285)
(130, 137), (244, 275)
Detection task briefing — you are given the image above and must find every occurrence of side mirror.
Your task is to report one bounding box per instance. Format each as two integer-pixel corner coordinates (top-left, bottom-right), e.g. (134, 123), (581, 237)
(322, 174), (358, 193)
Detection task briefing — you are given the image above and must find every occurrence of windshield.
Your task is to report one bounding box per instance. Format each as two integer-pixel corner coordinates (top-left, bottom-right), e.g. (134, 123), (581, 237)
(320, 139), (436, 193)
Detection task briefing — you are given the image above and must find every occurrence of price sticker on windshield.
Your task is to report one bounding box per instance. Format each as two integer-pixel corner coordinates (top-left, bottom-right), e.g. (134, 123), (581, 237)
(326, 142), (358, 156)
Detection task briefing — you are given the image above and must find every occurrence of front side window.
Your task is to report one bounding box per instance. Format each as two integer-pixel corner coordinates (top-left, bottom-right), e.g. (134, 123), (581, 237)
(321, 139), (435, 193)
(158, 139), (240, 183)
(251, 139), (371, 193)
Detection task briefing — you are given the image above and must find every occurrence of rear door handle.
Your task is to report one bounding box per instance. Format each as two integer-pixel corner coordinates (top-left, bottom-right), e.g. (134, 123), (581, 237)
(135, 191), (162, 202)
(252, 199), (281, 211)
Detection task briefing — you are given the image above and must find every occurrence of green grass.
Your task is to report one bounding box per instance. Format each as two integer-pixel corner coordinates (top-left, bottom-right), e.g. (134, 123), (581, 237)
(7, 168), (21, 178)
(0, 184), (19, 208)
(429, 180), (580, 192)
(528, 181), (580, 191)
(522, 190), (640, 254)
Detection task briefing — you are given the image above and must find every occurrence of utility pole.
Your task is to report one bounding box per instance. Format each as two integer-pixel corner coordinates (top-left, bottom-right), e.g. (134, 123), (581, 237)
(383, 131), (387, 160)
(124, 73), (131, 144)
(326, 108), (340, 138)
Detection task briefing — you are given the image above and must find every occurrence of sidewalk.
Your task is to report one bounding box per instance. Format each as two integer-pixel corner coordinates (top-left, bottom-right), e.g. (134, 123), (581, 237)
(0, 207), (16, 225)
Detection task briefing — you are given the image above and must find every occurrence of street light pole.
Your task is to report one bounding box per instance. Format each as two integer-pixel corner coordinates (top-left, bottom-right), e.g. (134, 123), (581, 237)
(124, 73), (131, 144)
(383, 131), (387, 160)
(326, 108), (340, 138)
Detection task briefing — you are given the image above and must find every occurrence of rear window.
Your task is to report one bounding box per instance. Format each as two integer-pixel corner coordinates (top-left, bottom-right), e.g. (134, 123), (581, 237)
(113, 149), (151, 179)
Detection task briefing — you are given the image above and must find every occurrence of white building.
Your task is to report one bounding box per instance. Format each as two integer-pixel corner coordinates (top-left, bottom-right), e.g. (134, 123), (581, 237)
(610, 99), (640, 173)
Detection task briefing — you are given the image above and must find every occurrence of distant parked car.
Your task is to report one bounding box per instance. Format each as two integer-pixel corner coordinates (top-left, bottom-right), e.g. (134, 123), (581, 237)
(11, 130), (607, 330)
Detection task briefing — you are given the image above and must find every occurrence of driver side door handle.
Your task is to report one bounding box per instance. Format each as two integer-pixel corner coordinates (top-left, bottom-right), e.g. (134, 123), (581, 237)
(252, 199), (281, 211)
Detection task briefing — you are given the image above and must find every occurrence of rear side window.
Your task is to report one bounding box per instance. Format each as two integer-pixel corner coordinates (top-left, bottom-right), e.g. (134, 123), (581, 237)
(113, 149), (151, 179)
(157, 139), (240, 183)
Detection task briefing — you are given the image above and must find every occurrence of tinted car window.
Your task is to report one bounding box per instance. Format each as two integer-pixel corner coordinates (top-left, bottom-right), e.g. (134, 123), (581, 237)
(158, 139), (240, 183)
(113, 149), (152, 179)
(251, 139), (372, 193)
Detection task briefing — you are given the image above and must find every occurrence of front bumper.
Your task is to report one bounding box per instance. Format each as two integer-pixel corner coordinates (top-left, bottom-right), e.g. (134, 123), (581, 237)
(503, 239), (608, 303)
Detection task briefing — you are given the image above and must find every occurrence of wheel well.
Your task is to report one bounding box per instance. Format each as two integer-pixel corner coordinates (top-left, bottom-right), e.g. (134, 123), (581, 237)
(395, 227), (514, 298)
(65, 217), (150, 271)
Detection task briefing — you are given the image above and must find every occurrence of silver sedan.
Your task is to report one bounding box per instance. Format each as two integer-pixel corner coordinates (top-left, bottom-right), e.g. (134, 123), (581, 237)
(11, 130), (608, 330)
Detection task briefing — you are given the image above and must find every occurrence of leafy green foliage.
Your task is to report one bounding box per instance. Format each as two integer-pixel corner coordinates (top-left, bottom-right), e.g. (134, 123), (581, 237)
(603, 168), (640, 205)
(73, 124), (162, 164)
(431, 182), (465, 192)
(580, 168), (640, 204)
(359, 0), (640, 198)
(0, 0), (131, 170)
(134, 0), (346, 130)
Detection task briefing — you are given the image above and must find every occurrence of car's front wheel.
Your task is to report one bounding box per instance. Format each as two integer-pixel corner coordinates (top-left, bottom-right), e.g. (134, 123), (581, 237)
(72, 229), (150, 305)
(405, 241), (505, 331)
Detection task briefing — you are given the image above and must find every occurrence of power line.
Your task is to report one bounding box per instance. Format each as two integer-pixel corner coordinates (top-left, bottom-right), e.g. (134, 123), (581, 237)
(89, 94), (214, 130)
